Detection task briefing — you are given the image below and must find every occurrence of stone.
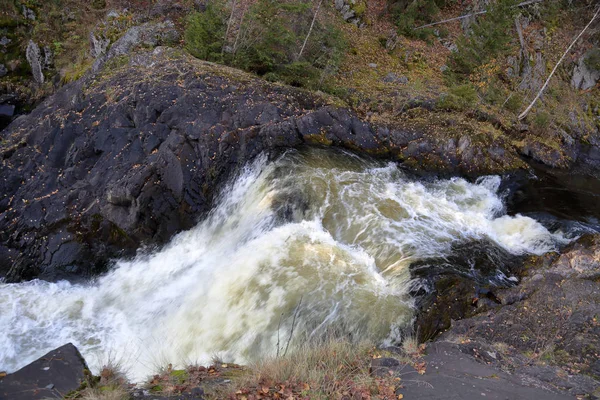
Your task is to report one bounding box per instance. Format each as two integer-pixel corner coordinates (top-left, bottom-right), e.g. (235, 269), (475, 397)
(22, 6), (35, 20)
(370, 357), (407, 377)
(43, 46), (53, 69)
(92, 21), (180, 73)
(382, 72), (408, 84)
(0, 36), (10, 49)
(368, 63), (377, 68)
(0, 343), (89, 400)
(335, 0), (344, 10)
(26, 40), (44, 84)
(89, 32), (110, 58)
(342, 9), (355, 21)
(572, 52), (600, 90)
(0, 64), (6, 77)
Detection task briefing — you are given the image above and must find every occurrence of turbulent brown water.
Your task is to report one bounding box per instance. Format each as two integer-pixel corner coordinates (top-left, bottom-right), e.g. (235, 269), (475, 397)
(0, 148), (576, 381)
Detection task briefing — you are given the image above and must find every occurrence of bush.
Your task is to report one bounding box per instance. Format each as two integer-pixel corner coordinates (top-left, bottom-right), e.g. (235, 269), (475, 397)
(532, 111), (551, 132)
(390, 0), (454, 40)
(437, 83), (478, 111)
(184, 3), (227, 62)
(504, 93), (523, 113)
(449, 0), (519, 77)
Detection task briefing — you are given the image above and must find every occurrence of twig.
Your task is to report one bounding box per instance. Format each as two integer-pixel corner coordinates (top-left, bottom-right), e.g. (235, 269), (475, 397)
(297, 0), (324, 60)
(518, 6), (600, 120)
(414, 0), (544, 30)
(276, 312), (283, 358)
(283, 295), (303, 357)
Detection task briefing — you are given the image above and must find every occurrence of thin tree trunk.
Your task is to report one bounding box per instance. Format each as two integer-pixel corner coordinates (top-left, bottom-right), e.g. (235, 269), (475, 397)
(518, 6), (600, 120)
(297, 0), (324, 61)
(414, 0), (544, 30)
(223, 0), (238, 53)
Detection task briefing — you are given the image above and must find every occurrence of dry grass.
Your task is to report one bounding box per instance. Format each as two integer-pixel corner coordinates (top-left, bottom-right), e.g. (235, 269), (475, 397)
(69, 361), (131, 400)
(214, 337), (400, 400)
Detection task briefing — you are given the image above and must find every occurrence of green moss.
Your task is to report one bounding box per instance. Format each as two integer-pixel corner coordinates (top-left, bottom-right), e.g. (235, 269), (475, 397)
(170, 369), (188, 383)
(303, 133), (333, 146)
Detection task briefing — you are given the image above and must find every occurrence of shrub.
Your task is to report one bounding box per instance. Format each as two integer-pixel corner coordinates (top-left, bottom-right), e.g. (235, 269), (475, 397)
(449, 0), (519, 77)
(390, 0), (455, 40)
(184, 3), (227, 62)
(504, 93), (523, 113)
(533, 111), (551, 132)
(437, 83), (478, 111)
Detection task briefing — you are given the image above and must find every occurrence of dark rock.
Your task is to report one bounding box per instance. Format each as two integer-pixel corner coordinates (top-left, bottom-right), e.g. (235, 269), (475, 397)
(0, 64), (6, 78)
(370, 357), (416, 378)
(428, 235), (600, 397)
(399, 342), (574, 399)
(0, 343), (90, 400)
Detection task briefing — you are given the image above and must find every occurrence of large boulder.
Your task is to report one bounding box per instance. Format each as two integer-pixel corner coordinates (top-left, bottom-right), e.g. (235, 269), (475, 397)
(0, 343), (90, 400)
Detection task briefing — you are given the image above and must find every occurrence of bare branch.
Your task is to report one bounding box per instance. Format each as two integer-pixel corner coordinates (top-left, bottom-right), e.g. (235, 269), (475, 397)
(283, 295), (303, 357)
(414, 0), (544, 30)
(297, 0), (324, 61)
(518, 6), (600, 120)
(222, 0), (237, 53)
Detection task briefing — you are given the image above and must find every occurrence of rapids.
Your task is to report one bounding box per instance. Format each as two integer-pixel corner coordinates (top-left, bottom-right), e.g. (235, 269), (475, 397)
(0, 148), (573, 381)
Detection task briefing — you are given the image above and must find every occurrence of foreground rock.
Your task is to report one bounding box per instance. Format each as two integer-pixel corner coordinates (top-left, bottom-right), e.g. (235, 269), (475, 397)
(0, 343), (89, 399)
(422, 235), (600, 398)
(0, 47), (527, 283)
(381, 342), (573, 399)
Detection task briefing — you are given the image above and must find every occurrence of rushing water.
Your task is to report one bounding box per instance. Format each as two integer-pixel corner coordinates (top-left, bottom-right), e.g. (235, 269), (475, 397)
(0, 148), (575, 381)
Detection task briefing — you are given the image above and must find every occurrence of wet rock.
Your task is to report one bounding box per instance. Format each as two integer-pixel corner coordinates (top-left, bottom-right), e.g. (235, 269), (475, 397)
(25, 40), (44, 84)
(0, 343), (90, 400)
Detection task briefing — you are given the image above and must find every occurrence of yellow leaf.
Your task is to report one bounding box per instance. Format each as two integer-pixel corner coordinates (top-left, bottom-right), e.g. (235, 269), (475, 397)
(398, 395), (404, 399)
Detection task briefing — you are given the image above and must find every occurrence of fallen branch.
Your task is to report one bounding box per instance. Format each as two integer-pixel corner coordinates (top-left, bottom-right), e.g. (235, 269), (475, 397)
(414, 0), (544, 30)
(518, 6), (600, 120)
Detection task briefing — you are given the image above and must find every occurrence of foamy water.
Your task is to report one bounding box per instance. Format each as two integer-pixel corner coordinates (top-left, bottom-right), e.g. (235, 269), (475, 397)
(0, 148), (570, 381)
